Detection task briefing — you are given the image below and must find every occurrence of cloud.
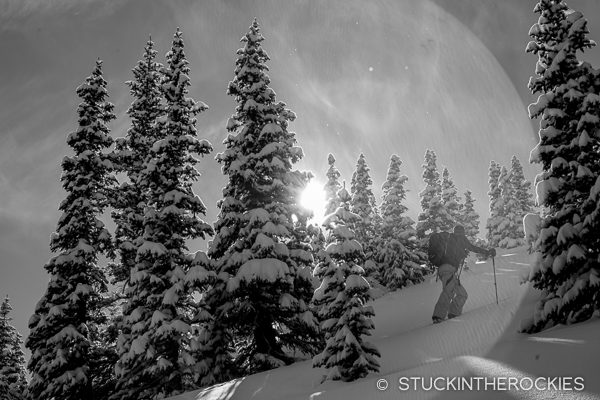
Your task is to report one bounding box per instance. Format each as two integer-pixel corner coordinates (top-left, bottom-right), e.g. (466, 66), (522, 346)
(0, 0), (127, 30)
(433, 0), (600, 135)
(0, 128), (65, 224)
(0, 211), (54, 349)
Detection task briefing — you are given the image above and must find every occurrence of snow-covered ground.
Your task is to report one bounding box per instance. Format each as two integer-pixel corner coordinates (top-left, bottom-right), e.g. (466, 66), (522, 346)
(168, 247), (600, 400)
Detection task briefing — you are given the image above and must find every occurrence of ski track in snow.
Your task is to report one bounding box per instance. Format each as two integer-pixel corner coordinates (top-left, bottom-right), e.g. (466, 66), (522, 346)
(167, 247), (600, 400)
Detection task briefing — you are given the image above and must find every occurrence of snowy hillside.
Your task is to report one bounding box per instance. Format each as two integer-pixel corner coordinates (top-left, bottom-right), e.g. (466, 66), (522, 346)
(167, 247), (600, 400)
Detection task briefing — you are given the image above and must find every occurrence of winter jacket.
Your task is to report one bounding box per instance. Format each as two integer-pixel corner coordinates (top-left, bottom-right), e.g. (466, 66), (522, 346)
(443, 234), (488, 268)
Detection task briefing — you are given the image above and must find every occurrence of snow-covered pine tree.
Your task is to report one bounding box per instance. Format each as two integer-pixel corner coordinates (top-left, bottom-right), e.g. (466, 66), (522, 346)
(486, 161), (504, 247)
(440, 167), (460, 231)
(459, 190), (480, 242)
(312, 187), (380, 382)
(378, 155), (425, 289)
(0, 296), (27, 400)
(509, 155), (535, 217)
(498, 166), (526, 248)
(100, 38), (165, 400)
(87, 298), (120, 400)
(416, 149), (451, 236)
(318, 155), (342, 272)
(201, 19), (320, 382)
(111, 29), (214, 400)
(524, 0), (600, 332)
(307, 221), (328, 285)
(111, 37), (165, 285)
(349, 154), (380, 267)
(324, 153), (342, 216)
(26, 60), (116, 400)
(491, 166), (511, 247)
(286, 206), (326, 351)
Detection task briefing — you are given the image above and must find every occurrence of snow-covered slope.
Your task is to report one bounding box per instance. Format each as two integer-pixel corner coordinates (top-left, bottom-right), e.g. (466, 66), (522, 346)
(168, 248), (600, 399)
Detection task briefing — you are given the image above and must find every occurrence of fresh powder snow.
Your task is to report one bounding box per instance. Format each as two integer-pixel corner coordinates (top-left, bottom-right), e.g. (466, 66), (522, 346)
(165, 246), (600, 400)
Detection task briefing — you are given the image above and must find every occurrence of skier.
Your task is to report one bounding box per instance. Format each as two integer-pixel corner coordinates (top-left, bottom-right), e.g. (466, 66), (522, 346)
(432, 225), (495, 323)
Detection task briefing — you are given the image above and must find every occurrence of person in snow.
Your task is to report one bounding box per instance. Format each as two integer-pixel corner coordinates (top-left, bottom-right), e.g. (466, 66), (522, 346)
(432, 225), (495, 323)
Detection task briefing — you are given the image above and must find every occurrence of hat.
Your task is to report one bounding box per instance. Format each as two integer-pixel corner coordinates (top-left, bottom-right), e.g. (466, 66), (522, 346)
(453, 225), (465, 236)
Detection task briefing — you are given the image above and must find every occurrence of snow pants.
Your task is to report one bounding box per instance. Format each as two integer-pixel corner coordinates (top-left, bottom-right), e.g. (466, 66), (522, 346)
(432, 263), (467, 320)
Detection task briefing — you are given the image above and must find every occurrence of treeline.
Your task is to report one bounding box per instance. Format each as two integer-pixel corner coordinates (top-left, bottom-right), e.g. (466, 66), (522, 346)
(319, 149), (535, 291)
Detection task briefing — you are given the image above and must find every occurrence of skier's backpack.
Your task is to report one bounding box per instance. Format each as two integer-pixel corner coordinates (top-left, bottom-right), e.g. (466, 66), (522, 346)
(428, 231), (451, 267)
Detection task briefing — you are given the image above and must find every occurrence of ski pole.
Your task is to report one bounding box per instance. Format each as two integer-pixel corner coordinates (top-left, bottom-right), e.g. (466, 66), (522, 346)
(492, 256), (498, 305)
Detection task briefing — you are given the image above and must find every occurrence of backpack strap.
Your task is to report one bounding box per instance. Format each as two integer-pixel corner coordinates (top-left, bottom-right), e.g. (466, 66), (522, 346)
(443, 234), (449, 260)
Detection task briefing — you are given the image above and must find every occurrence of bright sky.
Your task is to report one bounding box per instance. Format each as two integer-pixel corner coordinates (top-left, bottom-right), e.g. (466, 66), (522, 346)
(1, 0), (600, 353)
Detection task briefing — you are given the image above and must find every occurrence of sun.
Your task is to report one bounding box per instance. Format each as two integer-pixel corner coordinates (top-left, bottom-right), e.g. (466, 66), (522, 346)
(300, 180), (327, 223)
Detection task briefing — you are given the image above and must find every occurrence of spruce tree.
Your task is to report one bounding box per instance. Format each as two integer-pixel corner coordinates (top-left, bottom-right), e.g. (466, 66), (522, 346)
(103, 38), (165, 400)
(88, 299), (120, 400)
(440, 167), (460, 231)
(378, 155), (425, 289)
(201, 19), (320, 382)
(492, 166), (511, 247)
(308, 221), (328, 284)
(509, 155), (535, 216)
(498, 167), (526, 248)
(111, 37), (165, 285)
(312, 187), (380, 381)
(416, 149), (451, 236)
(26, 60), (116, 400)
(350, 154), (380, 258)
(112, 29), (214, 399)
(486, 161), (503, 246)
(524, 0), (600, 332)
(459, 190), (480, 242)
(324, 153), (342, 216)
(0, 296), (27, 400)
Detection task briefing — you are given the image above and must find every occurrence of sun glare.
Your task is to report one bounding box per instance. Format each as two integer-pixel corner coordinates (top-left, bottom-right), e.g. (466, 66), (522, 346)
(300, 180), (327, 223)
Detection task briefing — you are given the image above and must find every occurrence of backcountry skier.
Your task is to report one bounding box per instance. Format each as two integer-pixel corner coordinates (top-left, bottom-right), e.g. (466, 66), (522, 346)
(432, 225), (496, 323)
